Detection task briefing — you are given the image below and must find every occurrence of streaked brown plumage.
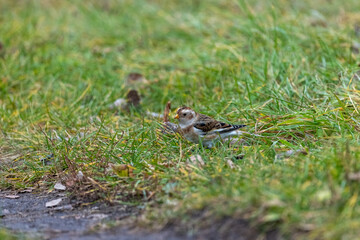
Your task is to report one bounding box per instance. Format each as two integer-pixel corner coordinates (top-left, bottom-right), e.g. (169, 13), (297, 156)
(175, 106), (246, 148)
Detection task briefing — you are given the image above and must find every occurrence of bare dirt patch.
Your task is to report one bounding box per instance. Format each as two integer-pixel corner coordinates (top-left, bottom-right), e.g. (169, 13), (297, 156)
(0, 191), (186, 240)
(0, 190), (280, 240)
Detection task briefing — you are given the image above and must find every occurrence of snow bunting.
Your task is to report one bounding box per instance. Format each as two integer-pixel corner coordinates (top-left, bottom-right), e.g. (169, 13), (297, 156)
(175, 106), (246, 148)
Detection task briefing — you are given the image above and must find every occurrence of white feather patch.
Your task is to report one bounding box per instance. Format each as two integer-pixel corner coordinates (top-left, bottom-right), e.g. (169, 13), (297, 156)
(193, 127), (206, 135)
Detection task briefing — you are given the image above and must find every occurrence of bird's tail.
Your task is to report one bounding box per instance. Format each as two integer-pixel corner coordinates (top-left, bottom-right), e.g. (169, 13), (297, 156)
(218, 124), (247, 134)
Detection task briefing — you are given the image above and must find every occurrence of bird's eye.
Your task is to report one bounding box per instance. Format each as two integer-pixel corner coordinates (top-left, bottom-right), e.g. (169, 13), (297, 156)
(183, 113), (187, 116)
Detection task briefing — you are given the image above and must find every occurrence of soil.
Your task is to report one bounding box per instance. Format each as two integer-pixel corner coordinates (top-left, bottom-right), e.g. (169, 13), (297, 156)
(0, 191), (187, 240)
(0, 190), (280, 240)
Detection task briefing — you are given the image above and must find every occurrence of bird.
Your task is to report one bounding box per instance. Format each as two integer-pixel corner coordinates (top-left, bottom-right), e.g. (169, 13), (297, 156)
(174, 106), (246, 148)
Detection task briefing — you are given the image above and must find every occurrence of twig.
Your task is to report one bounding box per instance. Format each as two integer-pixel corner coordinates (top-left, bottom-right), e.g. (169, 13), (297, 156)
(163, 101), (171, 123)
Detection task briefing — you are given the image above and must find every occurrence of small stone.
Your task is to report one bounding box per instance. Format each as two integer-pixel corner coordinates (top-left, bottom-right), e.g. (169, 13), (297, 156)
(52, 204), (73, 211)
(110, 98), (126, 109)
(54, 182), (66, 191)
(2, 209), (10, 214)
(77, 171), (84, 180)
(147, 111), (164, 119)
(90, 213), (108, 220)
(46, 198), (62, 208)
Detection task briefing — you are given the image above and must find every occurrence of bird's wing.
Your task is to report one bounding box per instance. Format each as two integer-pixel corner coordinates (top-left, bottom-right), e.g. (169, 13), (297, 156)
(193, 114), (219, 133)
(193, 114), (246, 135)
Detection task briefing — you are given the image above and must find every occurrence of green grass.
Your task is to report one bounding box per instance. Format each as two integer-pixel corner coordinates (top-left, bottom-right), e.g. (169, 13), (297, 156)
(0, 229), (22, 240)
(1, 0), (360, 239)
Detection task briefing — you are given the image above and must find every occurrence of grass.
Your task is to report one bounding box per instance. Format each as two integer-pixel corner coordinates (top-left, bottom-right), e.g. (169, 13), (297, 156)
(0, 229), (18, 240)
(1, 0), (360, 239)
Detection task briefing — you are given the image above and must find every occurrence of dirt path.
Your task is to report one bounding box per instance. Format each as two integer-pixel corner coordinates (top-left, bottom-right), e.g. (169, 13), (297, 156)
(0, 191), (187, 240)
(0, 190), (280, 240)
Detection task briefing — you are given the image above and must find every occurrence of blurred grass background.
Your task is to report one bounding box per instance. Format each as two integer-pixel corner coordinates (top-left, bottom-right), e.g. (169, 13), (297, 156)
(1, 0), (360, 239)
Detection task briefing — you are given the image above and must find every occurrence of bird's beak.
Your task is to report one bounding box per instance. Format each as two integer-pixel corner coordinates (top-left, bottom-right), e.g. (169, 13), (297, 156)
(174, 114), (179, 119)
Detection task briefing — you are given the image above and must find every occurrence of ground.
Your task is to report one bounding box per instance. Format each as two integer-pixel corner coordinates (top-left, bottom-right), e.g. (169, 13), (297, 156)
(0, 190), (272, 240)
(1, 0), (360, 239)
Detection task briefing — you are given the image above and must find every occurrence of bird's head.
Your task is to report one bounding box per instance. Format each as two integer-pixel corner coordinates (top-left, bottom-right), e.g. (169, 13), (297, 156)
(175, 106), (197, 126)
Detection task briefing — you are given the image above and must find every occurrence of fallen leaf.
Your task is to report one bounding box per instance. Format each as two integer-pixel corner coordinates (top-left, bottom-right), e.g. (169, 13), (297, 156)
(5, 195), (19, 199)
(111, 164), (134, 177)
(46, 198), (62, 208)
(65, 179), (75, 187)
(54, 182), (66, 191)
